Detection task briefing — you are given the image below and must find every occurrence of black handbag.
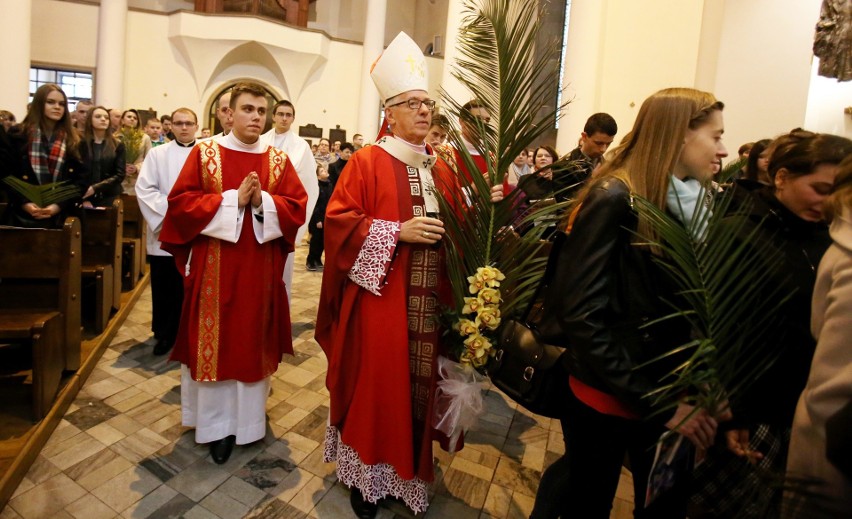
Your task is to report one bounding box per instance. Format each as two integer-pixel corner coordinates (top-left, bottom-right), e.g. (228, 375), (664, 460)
(488, 317), (568, 418)
(486, 211), (580, 418)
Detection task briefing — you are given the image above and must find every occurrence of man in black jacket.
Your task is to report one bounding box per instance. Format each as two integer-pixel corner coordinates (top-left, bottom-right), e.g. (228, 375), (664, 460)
(556, 113), (617, 199)
(327, 141), (353, 190)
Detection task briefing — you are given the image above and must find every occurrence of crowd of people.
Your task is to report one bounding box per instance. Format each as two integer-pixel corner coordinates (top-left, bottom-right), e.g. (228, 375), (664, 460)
(0, 30), (851, 519)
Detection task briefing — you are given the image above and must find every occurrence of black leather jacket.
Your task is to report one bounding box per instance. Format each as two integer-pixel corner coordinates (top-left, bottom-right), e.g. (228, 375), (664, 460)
(79, 139), (126, 206)
(537, 178), (686, 423)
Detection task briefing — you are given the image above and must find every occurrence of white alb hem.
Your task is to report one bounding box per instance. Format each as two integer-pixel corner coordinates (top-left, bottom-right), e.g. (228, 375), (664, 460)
(180, 365), (270, 445)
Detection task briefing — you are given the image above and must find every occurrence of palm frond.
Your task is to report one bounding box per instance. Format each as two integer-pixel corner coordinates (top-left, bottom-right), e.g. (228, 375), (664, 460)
(2, 176), (80, 206)
(433, 0), (570, 364)
(631, 184), (792, 414)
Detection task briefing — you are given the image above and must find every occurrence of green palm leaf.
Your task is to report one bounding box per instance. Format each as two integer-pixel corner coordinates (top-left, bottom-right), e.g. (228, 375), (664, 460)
(2, 176), (80, 207)
(433, 0), (570, 363)
(631, 184), (792, 416)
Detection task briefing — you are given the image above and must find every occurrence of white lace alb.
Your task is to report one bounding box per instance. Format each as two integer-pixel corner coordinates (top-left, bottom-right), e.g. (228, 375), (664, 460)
(323, 425), (430, 513)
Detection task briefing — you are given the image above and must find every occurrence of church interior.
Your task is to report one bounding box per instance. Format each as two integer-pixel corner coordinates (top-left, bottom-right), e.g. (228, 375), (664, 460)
(0, 0), (850, 517)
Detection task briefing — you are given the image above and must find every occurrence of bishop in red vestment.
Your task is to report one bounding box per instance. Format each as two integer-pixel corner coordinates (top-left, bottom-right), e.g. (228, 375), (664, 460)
(159, 83), (307, 464)
(317, 32), (503, 517)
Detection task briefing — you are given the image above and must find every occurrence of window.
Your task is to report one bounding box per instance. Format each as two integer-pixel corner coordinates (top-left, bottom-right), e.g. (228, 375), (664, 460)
(29, 66), (93, 111)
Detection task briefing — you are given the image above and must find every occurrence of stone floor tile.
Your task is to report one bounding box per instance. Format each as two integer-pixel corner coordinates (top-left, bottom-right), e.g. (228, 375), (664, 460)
(199, 489), (255, 519)
(218, 476), (270, 508)
(481, 483), (513, 519)
(90, 465), (162, 512)
(118, 484), (179, 518)
(46, 433), (108, 470)
(87, 422), (128, 446)
(166, 458), (231, 502)
(286, 474), (333, 514)
(0, 506), (23, 518)
(505, 491), (535, 519)
(21, 456), (61, 485)
(245, 496), (307, 519)
(9, 473), (88, 519)
(65, 493), (117, 519)
(181, 504), (221, 519)
(84, 377), (132, 401)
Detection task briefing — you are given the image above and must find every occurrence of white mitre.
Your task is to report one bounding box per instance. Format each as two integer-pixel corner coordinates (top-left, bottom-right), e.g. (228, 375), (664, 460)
(370, 31), (429, 103)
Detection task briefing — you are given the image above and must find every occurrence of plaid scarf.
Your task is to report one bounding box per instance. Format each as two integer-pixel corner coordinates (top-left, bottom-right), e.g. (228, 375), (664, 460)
(29, 127), (66, 185)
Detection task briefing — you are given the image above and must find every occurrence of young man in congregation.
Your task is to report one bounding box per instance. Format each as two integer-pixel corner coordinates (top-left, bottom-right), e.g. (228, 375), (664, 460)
(158, 82), (308, 464)
(557, 112), (617, 197)
(261, 99), (319, 285)
(134, 107), (199, 356)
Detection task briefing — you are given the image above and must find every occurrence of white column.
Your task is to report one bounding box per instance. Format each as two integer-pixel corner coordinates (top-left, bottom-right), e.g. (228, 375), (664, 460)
(95, 0), (128, 109)
(357, 0), (387, 142)
(555, 0), (606, 154)
(438, 0), (469, 106)
(0, 0), (31, 119)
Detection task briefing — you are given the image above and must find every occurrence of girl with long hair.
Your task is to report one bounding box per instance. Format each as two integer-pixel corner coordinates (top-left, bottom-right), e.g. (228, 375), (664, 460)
(3, 83), (86, 228)
(530, 88), (730, 518)
(80, 106), (126, 207)
(118, 108), (152, 193)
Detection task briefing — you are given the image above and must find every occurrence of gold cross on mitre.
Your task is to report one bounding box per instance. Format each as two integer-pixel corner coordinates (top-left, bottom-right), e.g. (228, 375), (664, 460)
(405, 54), (425, 78)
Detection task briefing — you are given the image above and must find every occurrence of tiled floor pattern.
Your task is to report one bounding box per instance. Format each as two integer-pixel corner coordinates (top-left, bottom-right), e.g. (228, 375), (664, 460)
(2, 245), (635, 519)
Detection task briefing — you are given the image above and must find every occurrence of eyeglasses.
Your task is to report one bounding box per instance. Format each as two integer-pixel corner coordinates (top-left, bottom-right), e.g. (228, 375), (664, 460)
(172, 121), (197, 128)
(387, 98), (436, 112)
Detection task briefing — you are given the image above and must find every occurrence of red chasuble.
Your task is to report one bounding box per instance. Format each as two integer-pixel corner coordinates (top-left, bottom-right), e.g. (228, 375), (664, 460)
(316, 140), (459, 511)
(160, 140), (307, 383)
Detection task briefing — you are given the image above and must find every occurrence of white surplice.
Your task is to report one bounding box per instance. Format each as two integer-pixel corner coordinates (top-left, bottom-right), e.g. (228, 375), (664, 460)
(261, 128), (319, 298)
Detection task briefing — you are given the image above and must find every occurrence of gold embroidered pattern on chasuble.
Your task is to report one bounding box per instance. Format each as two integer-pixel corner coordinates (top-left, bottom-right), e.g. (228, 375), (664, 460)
(197, 140), (222, 381)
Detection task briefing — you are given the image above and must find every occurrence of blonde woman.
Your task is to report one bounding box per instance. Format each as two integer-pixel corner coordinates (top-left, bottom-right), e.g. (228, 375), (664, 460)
(530, 88), (729, 518)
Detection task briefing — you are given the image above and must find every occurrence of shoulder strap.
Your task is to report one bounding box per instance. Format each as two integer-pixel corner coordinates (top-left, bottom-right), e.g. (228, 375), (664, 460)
(522, 202), (582, 322)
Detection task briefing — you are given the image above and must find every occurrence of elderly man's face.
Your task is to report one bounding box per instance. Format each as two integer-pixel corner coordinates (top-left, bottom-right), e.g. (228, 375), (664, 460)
(318, 140), (330, 154)
(385, 90), (432, 144)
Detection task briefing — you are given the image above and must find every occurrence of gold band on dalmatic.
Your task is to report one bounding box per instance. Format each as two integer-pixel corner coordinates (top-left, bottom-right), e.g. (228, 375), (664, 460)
(267, 147), (288, 191)
(196, 141), (223, 381)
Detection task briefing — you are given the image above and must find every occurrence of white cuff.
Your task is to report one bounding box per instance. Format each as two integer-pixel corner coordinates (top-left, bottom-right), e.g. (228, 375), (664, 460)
(252, 191), (284, 244)
(201, 189), (245, 243)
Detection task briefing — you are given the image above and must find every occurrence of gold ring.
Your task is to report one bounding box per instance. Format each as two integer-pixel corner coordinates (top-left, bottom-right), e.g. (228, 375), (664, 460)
(423, 231), (429, 237)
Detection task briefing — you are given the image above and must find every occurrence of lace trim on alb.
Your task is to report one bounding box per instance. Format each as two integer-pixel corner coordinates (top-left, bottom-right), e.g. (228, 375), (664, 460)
(347, 218), (400, 296)
(324, 425), (429, 513)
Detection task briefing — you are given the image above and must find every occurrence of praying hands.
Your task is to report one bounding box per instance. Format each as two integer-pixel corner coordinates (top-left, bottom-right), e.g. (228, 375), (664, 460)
(237, 171), (263, 208)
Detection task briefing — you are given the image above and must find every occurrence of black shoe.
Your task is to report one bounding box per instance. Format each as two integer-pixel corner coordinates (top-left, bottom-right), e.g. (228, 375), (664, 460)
(315, 261), (324, 271)
(306, 263), (317, 272)
(349, 487), (378, 519)
(210, 435), (236, 464)
(152, 338), (172, 356)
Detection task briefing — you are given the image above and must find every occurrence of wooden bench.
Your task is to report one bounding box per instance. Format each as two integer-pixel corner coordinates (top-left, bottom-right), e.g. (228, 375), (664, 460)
(120, 194), (147, 291)
(0, 218), (82, 419)
(80, 199), (123, 332)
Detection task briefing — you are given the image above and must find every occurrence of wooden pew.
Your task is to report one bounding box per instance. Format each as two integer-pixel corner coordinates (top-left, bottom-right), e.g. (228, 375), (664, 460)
(120, 194), (147, 291)
(0, 218), (83, 419)
(80, 199), (123, 332)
